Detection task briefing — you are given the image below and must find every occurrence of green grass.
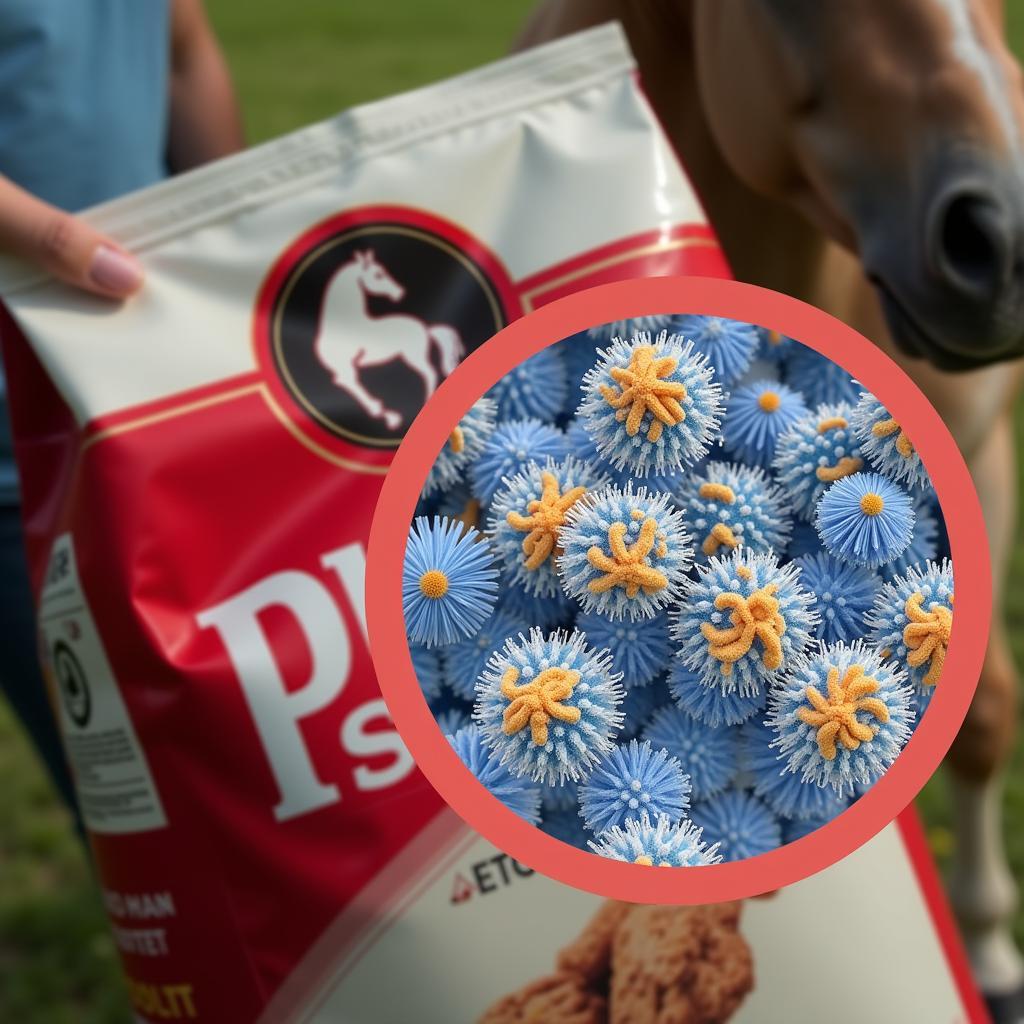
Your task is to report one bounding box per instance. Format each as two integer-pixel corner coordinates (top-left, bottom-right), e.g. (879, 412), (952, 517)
(1, 4), (1023, 1020)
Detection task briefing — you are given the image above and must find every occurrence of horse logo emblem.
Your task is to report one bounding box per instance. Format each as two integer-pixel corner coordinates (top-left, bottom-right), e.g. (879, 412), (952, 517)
(313, 249), (464, 431)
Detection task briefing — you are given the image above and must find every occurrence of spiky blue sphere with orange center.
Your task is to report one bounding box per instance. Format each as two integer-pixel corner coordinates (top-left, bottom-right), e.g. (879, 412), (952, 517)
(474, 628), (624, 785)
(867, 559), (954, 696)
(579, 739), (691, 834)
(815, 471), (915, 569)
(578, 331), (723, 477)
(668, 663), (767, 728)
(487, 346), (568, 423)
(643, 705), (738, 801)
(850, 392), (930, 491)
(768, 640), (915, 795)
(422, 397), (497, 499)
(792, 552), (881, 645)
(782, 344), (861, 407)
(672, 460), (792, 567)
(588, 811), (722, 867)
(403, 516), (499, 648)
(721, 379), (809, 470)
(688, 790), (781, 862)
(448, 725), (542, 824)
(673, 549), (818, 694)
(575, 611), (673, 688)
(489, 456), (609, 598)
(558, 485), (693, 621)
(673, 314), (759, 387)
(469, 417), (569, 505)
(773, 402), (866, 521)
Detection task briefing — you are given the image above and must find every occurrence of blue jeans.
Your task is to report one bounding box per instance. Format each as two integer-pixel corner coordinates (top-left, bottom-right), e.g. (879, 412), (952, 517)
(0, 502), (82, 837)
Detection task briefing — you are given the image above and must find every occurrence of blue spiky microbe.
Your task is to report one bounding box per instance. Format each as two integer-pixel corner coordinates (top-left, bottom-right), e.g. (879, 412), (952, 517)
(406, 316), (951, 866)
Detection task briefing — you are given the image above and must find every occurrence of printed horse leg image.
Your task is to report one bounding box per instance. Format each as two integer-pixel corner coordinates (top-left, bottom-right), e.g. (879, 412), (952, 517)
(521, 0), (1024, 1011)
(313, 249), (464, 430)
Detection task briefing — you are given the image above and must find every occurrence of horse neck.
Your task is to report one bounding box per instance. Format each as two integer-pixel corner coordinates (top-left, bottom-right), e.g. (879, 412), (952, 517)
(324, 264), (370, 319)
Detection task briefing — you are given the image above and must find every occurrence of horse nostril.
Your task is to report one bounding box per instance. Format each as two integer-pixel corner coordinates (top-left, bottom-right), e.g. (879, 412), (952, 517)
(930, 192), (1011, 299)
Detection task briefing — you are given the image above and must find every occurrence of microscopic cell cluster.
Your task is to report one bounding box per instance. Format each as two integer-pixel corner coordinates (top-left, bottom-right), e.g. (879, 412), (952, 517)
(404, 315), (953, 866)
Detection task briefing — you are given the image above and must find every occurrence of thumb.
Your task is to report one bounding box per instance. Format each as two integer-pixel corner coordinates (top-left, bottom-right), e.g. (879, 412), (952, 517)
(0, 175), (143, 299)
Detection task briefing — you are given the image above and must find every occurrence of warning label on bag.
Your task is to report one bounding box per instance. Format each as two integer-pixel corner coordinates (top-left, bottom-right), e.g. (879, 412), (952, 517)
(37, 534), (167, 833)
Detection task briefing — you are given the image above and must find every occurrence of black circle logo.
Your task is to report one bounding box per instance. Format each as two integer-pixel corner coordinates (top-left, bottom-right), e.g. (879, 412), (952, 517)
(53, 640), (91, 729)
(268, 219), (512, 448)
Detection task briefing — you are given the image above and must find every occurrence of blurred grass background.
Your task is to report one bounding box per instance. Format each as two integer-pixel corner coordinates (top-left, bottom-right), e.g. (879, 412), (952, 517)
(0, 3), (1022, 1020)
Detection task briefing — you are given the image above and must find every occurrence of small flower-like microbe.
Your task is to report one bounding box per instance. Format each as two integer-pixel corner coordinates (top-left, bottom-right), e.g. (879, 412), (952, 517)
(721, 380), (808, 470)
(558, 484), (693, 621)
(578, 332), (723, 477)
(643, 705), (738, 801)
(469, 417), (570, 505)
(768, 640), (915, 794)
(422, 397), (497, 498)
(588, 810), (722, 867)
(579, 739), (691, 834)
(673, 460), (792, 566)
(867, 559), (954, 694)
(674, 314), (759, 387)
(782, 344), (861, 407)
(815, 471), (915, 569)
(687, 789), (781, 862)
(474, 628), (624, 785)
(443, 609), (531, 701)
(403, 516), (499, 648)
(668, 663), (767, 728)
(410, 643), (444, 701)
(574, 611), (673, 688)
(773, 402), (865, 521)
(792, 552), (881, 644)
(489, 456), (609, 598)
(674, 549), (818, 694)
(448, 725), (542, 825)
(850, 392), (930, 490)
(488, 346), (569, 422)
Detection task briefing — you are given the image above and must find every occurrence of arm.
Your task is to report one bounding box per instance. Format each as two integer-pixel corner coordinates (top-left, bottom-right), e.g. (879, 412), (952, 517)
(167, 0), (245, 172)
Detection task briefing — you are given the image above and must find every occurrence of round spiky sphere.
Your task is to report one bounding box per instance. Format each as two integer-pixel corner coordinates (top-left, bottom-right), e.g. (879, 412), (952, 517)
(674, 549), (818, 694)
(410, 643), (444, 701)
(721, 380), (809, 470)
(443, 609), (531, 701)
(688, 790), (781, 862)
(619, 675), (672, 739)
(772, 402), (866, 521)
(792, 552), (881, 645)
(768, 640), (915, 795)
(577, 331), (723, 477)
(403, 516), (499, 648)
(487, 345), (569, 423)
(470, 417), (569, 505)
(474, 628), (625, 785)
(448, 725), (542, 825)
(673, 460), (793, 567)
(850, 392), (930, 490)
(881, 490), (940, 582)
(575, 611), (673, 688)
(489, 456), (609, 598)
(558, 485), (693, 621)
(495, 580), (575, 631)
(673, 314), (759, 387)
(565, 419), (680, 494)
(540, 805), (591, 851)
(867, 559), (954, 694)
(579, 739), (691, 834)
(422, 397), (497, 499)
(668, 663), (767, 728)
(742, 720), (850, 821)
(588, 810), (722, 867)
(815, 471), (915, 569)
(642, 705), (738, 801)
(782, 344), (861, 407)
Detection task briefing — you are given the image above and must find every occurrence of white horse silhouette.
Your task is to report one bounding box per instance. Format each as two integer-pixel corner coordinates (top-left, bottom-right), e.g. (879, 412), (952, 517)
(313, 249), (464, 430)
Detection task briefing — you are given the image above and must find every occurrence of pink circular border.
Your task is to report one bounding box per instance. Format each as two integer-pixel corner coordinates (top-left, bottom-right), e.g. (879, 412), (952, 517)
(366, 277), (990, 903)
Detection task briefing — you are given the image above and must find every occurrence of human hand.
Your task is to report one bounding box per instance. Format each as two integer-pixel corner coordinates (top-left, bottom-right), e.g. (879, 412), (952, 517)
(0, 176), (143, 299)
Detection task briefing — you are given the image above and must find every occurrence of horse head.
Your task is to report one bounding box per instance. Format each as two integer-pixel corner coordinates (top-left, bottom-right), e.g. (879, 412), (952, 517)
(352, 249), (405, 303)
(693, 0), (1024, 370)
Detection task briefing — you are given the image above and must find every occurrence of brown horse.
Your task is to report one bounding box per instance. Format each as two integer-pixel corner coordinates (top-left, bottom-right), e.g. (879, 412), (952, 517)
(520, 0), (1024, 1011)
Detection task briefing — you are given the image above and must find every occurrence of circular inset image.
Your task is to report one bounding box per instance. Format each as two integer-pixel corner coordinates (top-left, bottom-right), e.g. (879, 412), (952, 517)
(366, 277), (989, 904)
